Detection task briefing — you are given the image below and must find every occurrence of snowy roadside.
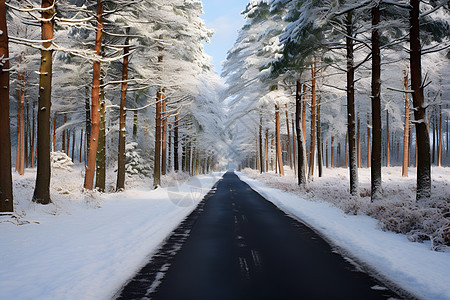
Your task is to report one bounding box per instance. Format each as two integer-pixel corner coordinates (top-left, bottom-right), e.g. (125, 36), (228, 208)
(0, 167), (224, 300)
(237, 171), (450, 300)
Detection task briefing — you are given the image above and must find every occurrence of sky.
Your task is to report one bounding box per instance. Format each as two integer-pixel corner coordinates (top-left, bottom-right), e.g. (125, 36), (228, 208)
(201, 0), (248, 76)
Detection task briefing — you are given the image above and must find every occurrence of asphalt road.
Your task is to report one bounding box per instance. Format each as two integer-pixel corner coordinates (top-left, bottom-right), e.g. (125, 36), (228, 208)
(117, 171), (404, 300)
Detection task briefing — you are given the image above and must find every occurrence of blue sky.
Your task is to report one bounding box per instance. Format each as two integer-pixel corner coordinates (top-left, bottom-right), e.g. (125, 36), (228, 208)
(201, 0), (248, 76)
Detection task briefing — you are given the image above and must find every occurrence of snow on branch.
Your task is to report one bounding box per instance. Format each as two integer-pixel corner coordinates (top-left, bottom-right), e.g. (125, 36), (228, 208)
(6, 1), (56, 13)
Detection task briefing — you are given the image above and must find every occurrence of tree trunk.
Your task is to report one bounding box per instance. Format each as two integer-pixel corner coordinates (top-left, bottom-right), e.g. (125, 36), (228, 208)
(31, 100), (35, 168)
(16, 85), (19, 173)
(285, 104), (292, 170)
(182, 141), (186, 173)
(85, 87), (90, 156)
(309, 60), (316, 179)
(292, 119), (297, 175)
(346, 12), (358, 195)
(33, 0), (54, 204)
(402, 71), (410, 177)
(331, 137), (335, 168)
(259, 115), (263, 173)
(67, 127), (71, 158)
(195, 148), (199, 175)
(174, 114), (179, 171)
(133, 93), (138, 141)
(410, 0), (431, 200)
(79, 129), (83, 163)
(62, 113), (66, 153)
(25, 97), (29, 168)
(345, 132), (348, 168)
(168, 124), (172, 171)
(357, 116), (361, 168)
(95, 78), (106, 192)
(275, 105), (284, 175)
(265, 128), (269, 172)
(432, 113), (436, 164)
(18, 74), (25, 175)
(161, 95), (167, 176)
(317, 96), (323, 177)
(438, 102), (442, 167)
(326, 138), (329, 168)
(116, 33), (130, 191)
(71, 130), (75, 163)
(367, 117), (371, 168)
(271, 138), (274, 171)
(84, 0), (103, 190)
(154, 89), (162, 188)
(296, 80), (307, 185)
(0, 0), (13, 212)
(386, 109), (390, 167)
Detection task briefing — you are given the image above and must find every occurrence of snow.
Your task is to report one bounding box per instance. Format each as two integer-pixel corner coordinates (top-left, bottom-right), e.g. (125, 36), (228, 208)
(237, 168), (450, 300)
(0, 167), (224, 300)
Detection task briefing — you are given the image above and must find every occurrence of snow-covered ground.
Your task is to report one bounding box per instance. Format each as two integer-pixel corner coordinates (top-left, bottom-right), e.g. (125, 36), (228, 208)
(0, 165), (224, 300)
(237, 167), (450, 300)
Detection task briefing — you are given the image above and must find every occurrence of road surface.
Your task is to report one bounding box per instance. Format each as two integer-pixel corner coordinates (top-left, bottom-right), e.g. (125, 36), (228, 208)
(117, 171), (405, 300)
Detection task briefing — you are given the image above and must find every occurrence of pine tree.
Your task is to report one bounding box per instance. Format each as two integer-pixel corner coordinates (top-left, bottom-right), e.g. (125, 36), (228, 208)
(33, 0), (55, 204)
(0, 0), (13, 212)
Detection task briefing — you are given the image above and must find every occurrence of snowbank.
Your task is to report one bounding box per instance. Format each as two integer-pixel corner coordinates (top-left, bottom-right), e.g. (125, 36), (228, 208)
(0, 166), (224, 300)
(237, 170), (450, 300)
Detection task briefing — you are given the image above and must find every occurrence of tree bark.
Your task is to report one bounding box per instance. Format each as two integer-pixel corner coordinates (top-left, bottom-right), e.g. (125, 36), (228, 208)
(346, 12), (358, 196)
(317, 96), (323, 177)
(71, 130), (75, 163)
(285, 104), (292, 170)
(182, 141), (186, 173)
(296, 81), (307, 185)
(0, 0), (13, 212)
(438, 102), (442, 166)
(331, 137), (335, 168)
(309, 59), (316, 179)
(386, 109), (390, 167)
(275, 104), (284, 175)
(195, 148), (199, 175)
(95, 77), (106, 192)
(292, 118), (297, 175)
(25, 97), (29, 168)
(133, 93), (138, 141)
(357, 116), (361, 168)
(85, 87), (90, 157)
(174, 114), (179, 171)
(411, 0), (431, 201)
(84, 0), (103, 190)
(265, 128), (269, 172)
(402, 71), (410, 177)
(116, 33), (130, 191)
(259, 115), (264, 173)
(31, 100), (35, 167)
(18, 73), (25, 175)
(33, 0), (54, 204)
(162, 94), (167, 176)
(367, 117), (371, 168)
(62, 113), (66, 153)
(154, 89), (162, 188)
(432, 113), (436, 164)
(79, 129), (83, 163)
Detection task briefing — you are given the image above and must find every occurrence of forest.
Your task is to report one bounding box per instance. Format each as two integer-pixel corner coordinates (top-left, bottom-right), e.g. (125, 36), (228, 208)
(0, 0), (449, 243)
(0, 1), (449, 299)
(0, 0), (225, 213)
(223, 0), (450, 201)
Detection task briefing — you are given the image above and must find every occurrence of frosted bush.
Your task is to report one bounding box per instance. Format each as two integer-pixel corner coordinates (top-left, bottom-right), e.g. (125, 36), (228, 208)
(242, 167), (450, 250)
(51, 151), (74, 171)
(125, 142), (151, 177)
